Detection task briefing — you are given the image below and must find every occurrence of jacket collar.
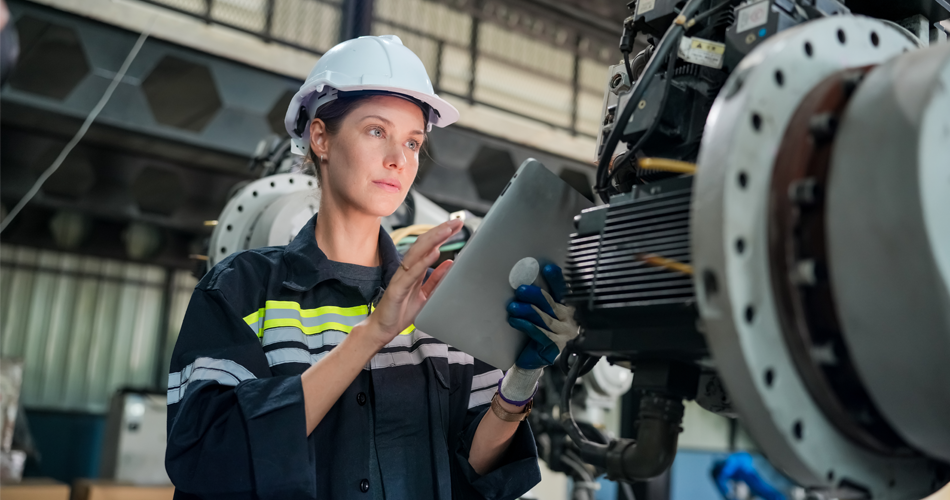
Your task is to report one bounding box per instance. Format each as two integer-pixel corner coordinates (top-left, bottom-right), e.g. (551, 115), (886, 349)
(282, 212), (403, 292)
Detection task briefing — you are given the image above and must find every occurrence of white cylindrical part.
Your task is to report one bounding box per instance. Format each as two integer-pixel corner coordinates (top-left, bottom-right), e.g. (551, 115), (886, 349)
(509, 257), (540, 290)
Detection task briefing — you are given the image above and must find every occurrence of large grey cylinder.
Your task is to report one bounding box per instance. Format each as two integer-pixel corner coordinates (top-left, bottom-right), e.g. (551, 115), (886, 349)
(826, 42), (950, 463)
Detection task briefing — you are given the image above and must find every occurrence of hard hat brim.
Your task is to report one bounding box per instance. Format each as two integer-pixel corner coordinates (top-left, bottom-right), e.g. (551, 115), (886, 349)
(284, 82), (460, 142)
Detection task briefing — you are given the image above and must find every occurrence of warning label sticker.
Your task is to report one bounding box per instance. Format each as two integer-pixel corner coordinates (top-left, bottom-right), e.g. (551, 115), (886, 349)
(678, 36), (726, 69)
(736, 0), (770, 33)
(637, 0), (656, 16)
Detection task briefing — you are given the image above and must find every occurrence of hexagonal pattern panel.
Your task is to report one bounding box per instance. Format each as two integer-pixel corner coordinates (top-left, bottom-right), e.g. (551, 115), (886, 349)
(468, 146), (516, 201)
(559, 168), (594, 201)
(132, 166), (185, 215)
(32, 149), (95, 199)
(10, 16), (90, 100)
(267, 89), (295, 135)
(142, 56), (222, 132)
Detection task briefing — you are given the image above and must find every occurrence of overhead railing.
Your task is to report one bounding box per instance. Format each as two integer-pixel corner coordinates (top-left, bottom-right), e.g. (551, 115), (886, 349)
(138, 0), (617, 138)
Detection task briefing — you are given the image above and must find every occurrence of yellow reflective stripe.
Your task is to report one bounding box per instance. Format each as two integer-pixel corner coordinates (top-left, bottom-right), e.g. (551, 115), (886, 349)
(370, 303), (415, 336)
(263, 300), (368, 317)
(261, 318), (358, 335)
(243, 309), (263, 326)
(243, 308), (264, 337)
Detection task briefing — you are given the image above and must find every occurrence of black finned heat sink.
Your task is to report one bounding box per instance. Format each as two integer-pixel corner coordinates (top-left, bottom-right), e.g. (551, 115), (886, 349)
(565, 176), (708, 361)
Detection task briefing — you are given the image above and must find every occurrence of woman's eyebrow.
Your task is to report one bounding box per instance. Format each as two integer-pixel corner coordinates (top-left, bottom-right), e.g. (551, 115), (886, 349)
(360, 114), (424, 136)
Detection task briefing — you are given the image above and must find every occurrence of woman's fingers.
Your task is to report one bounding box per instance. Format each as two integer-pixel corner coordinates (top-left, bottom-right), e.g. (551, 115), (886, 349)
(421, 259), (453, 298)
(400, 219), (462, 270)
(390, 246), (439, 297)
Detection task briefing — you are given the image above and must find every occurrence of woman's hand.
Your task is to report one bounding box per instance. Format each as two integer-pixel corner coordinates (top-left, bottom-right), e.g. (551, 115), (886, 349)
(361, 218), (463, 348)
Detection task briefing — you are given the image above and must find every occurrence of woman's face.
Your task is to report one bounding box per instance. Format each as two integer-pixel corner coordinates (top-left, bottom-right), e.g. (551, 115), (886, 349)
(312, 95), (425, 218)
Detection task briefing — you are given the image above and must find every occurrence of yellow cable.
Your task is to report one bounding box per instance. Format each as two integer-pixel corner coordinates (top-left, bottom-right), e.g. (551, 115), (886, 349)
(638, 157), (698, 175)
(637, 253), (694, 275)
(389, 224), (435, 246)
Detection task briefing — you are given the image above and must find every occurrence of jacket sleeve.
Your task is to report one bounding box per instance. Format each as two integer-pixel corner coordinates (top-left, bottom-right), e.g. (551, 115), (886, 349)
(165, 268), (315, 500)
(452, 359), (542, 500)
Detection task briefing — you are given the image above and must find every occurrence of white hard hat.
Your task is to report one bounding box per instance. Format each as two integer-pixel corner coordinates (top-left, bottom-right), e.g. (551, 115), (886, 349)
(285, 35), (460, 156)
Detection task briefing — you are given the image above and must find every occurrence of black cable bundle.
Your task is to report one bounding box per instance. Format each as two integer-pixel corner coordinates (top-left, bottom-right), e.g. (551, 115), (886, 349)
(596, 0), (738, 197)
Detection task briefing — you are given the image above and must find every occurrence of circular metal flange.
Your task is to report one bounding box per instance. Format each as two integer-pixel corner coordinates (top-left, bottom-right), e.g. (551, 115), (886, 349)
(766, 66), (910, 456)
(692, 16), (939, 498)
(245, 190), (320, 250)
(208, 173), (317, 269)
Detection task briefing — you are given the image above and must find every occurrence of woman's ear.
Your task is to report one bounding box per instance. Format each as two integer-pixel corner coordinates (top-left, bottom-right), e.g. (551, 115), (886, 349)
(309, 118), (329, 159)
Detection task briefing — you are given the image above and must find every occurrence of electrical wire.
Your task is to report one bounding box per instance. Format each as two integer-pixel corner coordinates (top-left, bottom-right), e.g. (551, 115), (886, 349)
(621, 482), (637, 500)
(0, 24), (153, 233)
(560, 353), (608, 466)
(637, 253), (694, 275)
(638, 157), (697, 174)
(595, 0), (708, 196)
(561, 452), (595, 483)
(623, 51), (635, 83)
(605, 49), (679, 190)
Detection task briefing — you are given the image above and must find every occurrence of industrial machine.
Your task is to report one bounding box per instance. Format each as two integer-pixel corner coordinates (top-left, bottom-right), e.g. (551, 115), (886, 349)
(202, 2), (949, 497)
(553, 0), (949, 498)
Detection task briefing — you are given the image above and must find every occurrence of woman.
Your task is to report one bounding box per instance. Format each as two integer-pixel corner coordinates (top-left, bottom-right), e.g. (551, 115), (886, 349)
(165, 35), (577, 500)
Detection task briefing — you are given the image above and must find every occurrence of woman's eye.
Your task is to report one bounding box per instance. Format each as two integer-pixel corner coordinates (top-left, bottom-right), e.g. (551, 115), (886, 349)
(407, 140), (418, 151)
(370, 127), (383, 138)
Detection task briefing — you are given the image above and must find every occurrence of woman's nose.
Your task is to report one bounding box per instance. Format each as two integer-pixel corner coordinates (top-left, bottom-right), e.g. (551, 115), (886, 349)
(385, 142), (408, 170)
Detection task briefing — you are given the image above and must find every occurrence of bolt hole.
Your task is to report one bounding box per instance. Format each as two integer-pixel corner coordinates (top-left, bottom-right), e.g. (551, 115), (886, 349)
(837, 29), (846, 44)
(735, 238), (746, 254)
(738, 171), (748, 189)
(220, 247), (227, 254)
(793, 420), (803, 440)
(745, 305), (755, 323)
(751, 113), (762, 131)
(289, 178), (294, 184)
(308, 181), (313, 187)
(804, 41), (813, 57)
(237, 205), (243, 212)
(252, 191), (258, 197)
(702, 269), (719, 297)
(765, 368), (775, 387)
(827, 470), (835, 481)
(226, 224), (233, 231)
(270, 181), (275, 187)
(774, 70), (784, 87)
(870, 31), (879, 47)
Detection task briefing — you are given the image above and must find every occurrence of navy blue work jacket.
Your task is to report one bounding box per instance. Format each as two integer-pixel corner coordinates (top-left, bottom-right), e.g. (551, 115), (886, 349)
(165, 213), (541, 500)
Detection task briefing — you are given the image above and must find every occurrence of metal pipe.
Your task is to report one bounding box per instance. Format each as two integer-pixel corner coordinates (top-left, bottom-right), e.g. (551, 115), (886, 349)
(605, 393), (685, 481)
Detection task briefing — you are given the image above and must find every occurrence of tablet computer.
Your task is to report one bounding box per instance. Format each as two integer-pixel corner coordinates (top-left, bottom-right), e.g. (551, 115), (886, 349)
(415, 159), (594, 369)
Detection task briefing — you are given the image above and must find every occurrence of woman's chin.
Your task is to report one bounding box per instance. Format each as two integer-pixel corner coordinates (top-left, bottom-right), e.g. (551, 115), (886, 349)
(362, 200), (405, 219)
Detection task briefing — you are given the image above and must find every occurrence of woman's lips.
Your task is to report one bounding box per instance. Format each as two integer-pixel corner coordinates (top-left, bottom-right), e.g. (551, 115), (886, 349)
(373, 179), (402, 193)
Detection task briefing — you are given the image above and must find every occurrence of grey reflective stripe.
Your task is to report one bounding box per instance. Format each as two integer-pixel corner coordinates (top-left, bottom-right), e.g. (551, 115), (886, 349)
(260, 327), (470, 371)
(472, 370), (502, 391)
(166, 357), (256, 405)
(448, 351), (474, 366)
(469, 386), (495, 409)
(263, 309), (367, 329)
(262, 327), (348, 349)
(246, 318), (262, 336)
(265, 347), (330, 367)
(368, 343), (449, 369)
(383, 330), (434, 349)
(266, 347), (310, 366)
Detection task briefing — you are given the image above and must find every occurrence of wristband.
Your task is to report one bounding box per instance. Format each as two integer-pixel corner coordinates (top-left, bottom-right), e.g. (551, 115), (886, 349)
(497, 377), (538, 407)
